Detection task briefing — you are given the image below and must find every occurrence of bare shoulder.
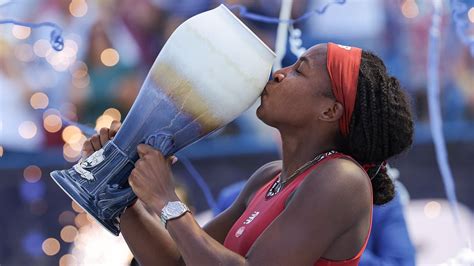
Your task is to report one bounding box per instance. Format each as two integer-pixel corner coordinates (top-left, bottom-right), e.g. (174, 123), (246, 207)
(243, 158), (373, 264)
(296, 157), (372, 217)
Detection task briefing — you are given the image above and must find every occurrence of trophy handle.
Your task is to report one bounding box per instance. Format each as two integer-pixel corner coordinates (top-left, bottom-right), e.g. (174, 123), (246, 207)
(95, 185), (136, 220)
(145, 131), (176, 156)
(93, 131), (176, 220)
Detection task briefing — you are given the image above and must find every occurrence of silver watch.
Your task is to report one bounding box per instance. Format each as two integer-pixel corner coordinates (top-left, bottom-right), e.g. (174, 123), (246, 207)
(160, 201), (190, 227)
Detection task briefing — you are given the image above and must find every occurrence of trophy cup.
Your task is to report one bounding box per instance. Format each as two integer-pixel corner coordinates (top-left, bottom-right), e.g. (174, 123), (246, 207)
(50, 5), (275, 235)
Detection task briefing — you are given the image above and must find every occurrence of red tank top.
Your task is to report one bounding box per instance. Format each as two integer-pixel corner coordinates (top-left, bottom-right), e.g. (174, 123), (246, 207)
(223, 153), (372, 266)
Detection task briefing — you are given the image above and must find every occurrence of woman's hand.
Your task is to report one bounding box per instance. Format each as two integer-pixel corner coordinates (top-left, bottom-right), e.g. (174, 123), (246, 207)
(81, 120), (121, 159)
(128, 144), (179, 213)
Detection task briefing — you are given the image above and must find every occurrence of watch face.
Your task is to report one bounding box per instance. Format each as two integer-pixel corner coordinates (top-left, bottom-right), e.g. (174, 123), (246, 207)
(165, 202), (186, 217)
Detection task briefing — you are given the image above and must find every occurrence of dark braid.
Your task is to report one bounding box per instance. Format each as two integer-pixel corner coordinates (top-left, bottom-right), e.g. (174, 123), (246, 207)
(346, 51), (414, 205)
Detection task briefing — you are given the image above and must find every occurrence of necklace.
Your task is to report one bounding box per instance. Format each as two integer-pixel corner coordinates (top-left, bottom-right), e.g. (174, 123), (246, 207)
(266, 150), (338, 199)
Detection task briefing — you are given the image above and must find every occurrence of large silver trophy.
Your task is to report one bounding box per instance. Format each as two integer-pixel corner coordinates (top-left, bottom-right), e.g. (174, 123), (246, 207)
(50, 5), (275, 235)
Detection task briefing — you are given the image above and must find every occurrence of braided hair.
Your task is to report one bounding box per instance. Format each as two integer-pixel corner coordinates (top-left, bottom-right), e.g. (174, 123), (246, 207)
(345, 51), (414, 205)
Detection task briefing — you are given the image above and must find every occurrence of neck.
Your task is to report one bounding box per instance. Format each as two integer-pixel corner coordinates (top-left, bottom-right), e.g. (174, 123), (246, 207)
(279, 127), (337, 182)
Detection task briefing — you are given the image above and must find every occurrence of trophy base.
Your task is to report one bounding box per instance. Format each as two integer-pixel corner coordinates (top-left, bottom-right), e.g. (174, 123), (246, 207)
(51, 170), (121, 236)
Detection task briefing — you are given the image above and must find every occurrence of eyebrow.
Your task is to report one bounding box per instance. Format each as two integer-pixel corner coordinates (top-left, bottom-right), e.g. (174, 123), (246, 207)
(298, 56), (311, 68)
(298, 55), (312, 69)
(299, 56), (309, 63)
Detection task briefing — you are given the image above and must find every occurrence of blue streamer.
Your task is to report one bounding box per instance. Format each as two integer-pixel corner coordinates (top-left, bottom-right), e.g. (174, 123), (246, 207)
(228, 0), (346, 24)
(427, 0), (471, 249)
(0, 19), (64, 51)
(59, 115), (96, 137)
(450, 0), (474, 56)
(177, 156), (218, 213)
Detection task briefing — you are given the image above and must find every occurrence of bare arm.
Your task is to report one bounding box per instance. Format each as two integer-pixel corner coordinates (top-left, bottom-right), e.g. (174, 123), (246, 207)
(121, 160), (281, 266)
(130, 148), (372, 265)
(121, 200), (184, 265)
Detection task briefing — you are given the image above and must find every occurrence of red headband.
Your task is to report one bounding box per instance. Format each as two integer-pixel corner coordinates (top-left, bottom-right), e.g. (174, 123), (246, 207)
(326, 42), (362, 137)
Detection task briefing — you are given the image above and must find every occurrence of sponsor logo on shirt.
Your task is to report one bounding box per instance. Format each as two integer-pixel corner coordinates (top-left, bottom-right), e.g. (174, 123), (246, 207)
(244, 211), (260, 225)
(235, 226), (245, 238)
(235, 211), (260, 238)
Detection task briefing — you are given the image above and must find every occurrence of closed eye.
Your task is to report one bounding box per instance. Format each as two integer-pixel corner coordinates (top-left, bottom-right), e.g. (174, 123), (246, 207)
(295, 65), (304, 76)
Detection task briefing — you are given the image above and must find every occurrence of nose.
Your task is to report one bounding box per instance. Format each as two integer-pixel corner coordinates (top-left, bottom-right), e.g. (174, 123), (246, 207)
(272, 71), (285, 82)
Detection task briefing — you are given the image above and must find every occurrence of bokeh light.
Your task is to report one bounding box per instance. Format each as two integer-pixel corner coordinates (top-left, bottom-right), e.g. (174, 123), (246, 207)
(44, 39), (78, 72)
(70, 61), (88, 79)
(42, 238), (60, 256)
(100, 48), (119, 67)
(86, 213), (95, 223)
(11, 25), (31, 39)
(469, 7), (474, 23)
(69, 0), (88, 17)
(104, 108), (121, 122)
(33, 39), (51, 57)
(43, 114), (63, 133)
(23, 165), (42, 183)
(72, 201), (85, 213)
(0, 146), (3, 157)
(71, 201), (84, 213)
(95, 115), (114, 131)
(63, 143), (82, 162)
(59, 254), (77, 266)
(401, 0), (419, 19)
(65, 39), (78, 55)
(62, 125), (82, 144)
(60, 225), (78, 243)
(75, 212), (90, 228)
(424, 200), (442, 219)
(58, 210), (76, 226)
(30, 92), (49, 109)
(18, 121), (37, 139)
(70, 135), (87, 152)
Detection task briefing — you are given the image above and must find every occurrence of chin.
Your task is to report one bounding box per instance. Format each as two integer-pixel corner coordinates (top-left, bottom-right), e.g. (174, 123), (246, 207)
(256, 106), (276, 127)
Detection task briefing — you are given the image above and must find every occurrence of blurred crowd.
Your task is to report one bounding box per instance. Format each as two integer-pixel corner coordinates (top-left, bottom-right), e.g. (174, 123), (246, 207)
(0, 0), (473, 156)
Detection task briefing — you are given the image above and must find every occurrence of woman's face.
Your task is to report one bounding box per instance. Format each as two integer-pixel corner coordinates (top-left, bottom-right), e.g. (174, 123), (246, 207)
(257, 44), (335, 129)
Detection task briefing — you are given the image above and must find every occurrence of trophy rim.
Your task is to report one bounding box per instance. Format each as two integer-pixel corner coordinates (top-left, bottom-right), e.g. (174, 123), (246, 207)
(217, 4), (276, 58)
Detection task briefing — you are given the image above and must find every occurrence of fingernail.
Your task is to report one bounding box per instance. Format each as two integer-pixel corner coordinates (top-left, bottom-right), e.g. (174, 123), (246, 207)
(171, 156), (178, 164)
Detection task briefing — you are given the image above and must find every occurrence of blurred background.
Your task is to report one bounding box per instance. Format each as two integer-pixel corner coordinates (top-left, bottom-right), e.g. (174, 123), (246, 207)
(0, 0), (473, 265)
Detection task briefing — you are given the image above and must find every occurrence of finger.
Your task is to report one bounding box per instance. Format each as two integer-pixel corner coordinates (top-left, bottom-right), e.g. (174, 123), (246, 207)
(137, 144), (156, 158)
(134, 159), (145, 171)
(110, 121), (121, 139)
(128, 170), (138, 188)
(81, 141), (94, 158)
(90, 134), (102, 151)
(99, 128), (110, 146)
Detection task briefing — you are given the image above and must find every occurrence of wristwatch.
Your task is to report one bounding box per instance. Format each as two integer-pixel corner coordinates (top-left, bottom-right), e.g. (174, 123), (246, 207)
(160, 201), (190, 228)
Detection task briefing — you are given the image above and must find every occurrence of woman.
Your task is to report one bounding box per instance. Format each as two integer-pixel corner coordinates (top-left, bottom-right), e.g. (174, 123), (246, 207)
(82, 43), (414, 265)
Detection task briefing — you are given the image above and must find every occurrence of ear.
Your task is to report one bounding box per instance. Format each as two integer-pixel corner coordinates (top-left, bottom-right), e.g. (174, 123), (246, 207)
(319, 101), (344, 122)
